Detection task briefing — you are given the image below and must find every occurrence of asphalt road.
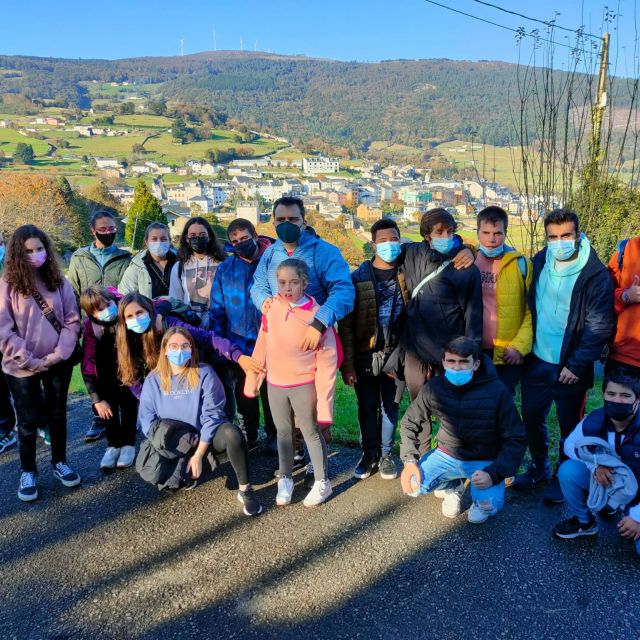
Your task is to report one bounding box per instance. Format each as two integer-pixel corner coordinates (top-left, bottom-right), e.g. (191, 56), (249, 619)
(0, 396), (638, 640)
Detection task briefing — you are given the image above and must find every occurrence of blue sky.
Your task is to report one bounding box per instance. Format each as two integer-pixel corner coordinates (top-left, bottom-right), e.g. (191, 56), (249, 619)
(3, 0), (638, 73)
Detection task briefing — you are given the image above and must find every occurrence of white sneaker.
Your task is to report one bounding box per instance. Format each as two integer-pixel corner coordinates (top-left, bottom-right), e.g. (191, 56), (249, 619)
(441, 486), (464, 518)
(303, 479), (332, 507)
(117, 445), (136, 468)
(100, 447), (120, 470)
(468, 501), (498, 524)
(276, 476), (294, 506)
(434, 479), (465, 499)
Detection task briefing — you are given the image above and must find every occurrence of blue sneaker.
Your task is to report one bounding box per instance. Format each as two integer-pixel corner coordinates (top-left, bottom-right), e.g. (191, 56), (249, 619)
(512, 460), (551, 490)
(0, 430), (16, 454)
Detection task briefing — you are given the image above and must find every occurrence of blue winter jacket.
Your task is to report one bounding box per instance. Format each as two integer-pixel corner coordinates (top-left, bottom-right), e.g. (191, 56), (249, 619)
(250, 230), (355, 328)
(209, 236), (272, 356)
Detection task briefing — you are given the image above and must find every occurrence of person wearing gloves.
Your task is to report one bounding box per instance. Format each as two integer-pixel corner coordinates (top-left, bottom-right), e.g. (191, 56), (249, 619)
(513, 209), (615, 502)
(138, 326), (262, 515)
(399, 336), (527, 524)
(245, 259), (341, 508)
(118, 222), (177, 298)
(553, 370), (640, 551)
(0, 225), (82, 502)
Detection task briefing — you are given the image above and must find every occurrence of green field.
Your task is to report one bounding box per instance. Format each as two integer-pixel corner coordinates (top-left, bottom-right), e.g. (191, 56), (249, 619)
(113, 114), (173, 128)
(0, 127), (51, 156)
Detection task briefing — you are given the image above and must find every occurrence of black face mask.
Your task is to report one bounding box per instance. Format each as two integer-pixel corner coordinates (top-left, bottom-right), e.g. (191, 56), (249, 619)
(188, 237), (209, 254)
(604, 400), (637, 421)
(234, 238), (258, 260)
(276, 221), (302, 244)
(95, 232), (116, 247)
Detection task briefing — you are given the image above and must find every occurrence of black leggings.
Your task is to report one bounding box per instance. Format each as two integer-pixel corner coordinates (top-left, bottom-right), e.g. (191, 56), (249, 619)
(211, 422), (250, 485)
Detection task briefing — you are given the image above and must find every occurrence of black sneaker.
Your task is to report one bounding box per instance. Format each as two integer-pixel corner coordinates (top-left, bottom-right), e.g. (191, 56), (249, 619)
(84, 419), (106, 442)
(273, 457), (306, 479)
(245, 436), (260, 451)
(52, 462), (81, 487)
(511, 460), (551, 490)
(543, 474), (565, 504)
(0, 431), (16, 454)
(237, 487), (262, 516)
(354, 454), (378, 480)
(379, 453), (398, 480)
(553, 515), (599, 539)
(18, 471), (38, 502)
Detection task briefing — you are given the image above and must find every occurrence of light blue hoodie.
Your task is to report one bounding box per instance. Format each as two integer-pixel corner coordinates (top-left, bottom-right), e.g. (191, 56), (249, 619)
(533, 235), (591, 365)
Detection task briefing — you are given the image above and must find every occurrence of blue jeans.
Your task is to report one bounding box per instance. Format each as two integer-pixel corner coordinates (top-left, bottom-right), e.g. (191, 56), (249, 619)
(558, 459), (592, 522)
(418, 448), (505, 510)
(521, 355), (588, 466)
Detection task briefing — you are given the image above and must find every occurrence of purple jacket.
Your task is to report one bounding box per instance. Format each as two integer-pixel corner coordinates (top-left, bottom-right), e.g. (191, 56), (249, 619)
(0, 276), (81, 377)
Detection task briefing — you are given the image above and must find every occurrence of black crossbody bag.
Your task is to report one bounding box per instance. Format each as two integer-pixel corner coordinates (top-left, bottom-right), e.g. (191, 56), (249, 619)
(32, 288), (82, 366)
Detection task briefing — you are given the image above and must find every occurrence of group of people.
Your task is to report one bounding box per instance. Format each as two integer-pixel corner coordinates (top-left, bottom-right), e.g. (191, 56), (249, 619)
(0, 195), (638, 551)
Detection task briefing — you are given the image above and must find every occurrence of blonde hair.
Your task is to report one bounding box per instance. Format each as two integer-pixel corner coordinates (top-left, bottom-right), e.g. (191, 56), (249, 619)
(155, 326), (201, 394)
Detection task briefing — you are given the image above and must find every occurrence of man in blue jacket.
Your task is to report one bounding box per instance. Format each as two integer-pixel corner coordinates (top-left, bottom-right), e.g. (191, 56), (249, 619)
(513, 209), (615, 502)
(251, 196), (355, 348)
(209, 219), (276, 450)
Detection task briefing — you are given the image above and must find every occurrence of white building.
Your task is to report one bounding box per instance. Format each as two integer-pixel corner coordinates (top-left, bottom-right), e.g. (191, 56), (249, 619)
(302, 156), (340, 176)
(236, 203), (259, 225)
(94, 157), (120, 169)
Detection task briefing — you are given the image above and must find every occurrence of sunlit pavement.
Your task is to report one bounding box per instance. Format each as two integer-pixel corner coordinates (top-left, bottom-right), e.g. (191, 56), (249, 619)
(0, 396), (637, 640)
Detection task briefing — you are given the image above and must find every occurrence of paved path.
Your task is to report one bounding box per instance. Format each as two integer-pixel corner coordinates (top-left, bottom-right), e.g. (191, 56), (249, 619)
(0, 396), (638, 640)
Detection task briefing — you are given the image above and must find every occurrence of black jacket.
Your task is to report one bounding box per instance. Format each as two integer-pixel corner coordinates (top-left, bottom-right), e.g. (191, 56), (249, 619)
(400, 354), (527, 484)
(529, 246), (614, 387)
(136, 418), (213, 490)
(397, 239), (483, 367)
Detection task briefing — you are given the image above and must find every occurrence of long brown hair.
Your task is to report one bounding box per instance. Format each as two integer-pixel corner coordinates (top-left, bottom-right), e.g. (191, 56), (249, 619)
(116, 292), (163, 386)
(4, 225), (64, 294)
(154, 326), (201, 394)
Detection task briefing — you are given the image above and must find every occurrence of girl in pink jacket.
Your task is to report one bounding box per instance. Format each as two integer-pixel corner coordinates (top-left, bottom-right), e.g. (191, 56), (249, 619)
(245, 258), (341, 507)
(0, 225), (81, 502)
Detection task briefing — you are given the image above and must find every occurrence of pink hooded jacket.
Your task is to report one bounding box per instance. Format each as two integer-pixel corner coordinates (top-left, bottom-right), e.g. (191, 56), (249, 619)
(244, 294), (342, 424)
(0, 276), (81, 377)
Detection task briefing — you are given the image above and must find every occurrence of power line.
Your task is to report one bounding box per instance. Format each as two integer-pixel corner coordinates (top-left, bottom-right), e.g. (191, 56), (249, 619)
(423, 0), (600, 58)
(470, 0), (601, 41)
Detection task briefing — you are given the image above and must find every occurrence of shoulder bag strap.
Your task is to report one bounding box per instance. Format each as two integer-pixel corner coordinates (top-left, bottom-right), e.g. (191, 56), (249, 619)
(411, 260), (451, 299)
(32, 288), (63, 334)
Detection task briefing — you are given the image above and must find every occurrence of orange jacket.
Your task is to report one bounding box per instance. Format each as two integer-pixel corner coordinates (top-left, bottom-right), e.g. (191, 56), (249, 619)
(608, 237), (640, 368)
(244, 295), (341, 424)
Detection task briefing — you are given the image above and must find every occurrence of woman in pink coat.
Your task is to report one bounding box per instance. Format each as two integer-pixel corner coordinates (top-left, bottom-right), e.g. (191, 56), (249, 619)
(0, 225), (81, 502)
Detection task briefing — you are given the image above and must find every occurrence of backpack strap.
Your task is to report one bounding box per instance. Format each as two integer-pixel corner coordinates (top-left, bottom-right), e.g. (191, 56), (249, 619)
(617, 238), (629, 272)
(516, 256), (527, 281)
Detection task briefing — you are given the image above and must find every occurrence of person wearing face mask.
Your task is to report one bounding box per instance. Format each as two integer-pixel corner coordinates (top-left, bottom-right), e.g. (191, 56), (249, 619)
(553, 371), (640, 550)
(251, 196), (354, 353)
(0, 231), (17, 455)
(169, 217), (226, 330)
(209, 218), (277, 451)
(79, 286), (139, 470)
(386, 208), (482, 405)
(513, 209), (615, 503)
(0, 225), (82, 502)
(474, 206), (532, 395)
(68, 210), (132, 443)
(119, 222), (177, 298)
(399, 337), (526, 524)
(138, 327), (262, 515)
(338, 218), (409, 481)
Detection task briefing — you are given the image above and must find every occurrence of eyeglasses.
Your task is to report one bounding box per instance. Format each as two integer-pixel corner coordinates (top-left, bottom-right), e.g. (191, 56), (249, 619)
(187, 233), (208, 239)
(96, 227), (117, 234)
(167, 343), (192, 352)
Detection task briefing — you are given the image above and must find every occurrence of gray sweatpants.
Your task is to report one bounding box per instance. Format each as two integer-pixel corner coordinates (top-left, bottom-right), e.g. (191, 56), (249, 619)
(267, 383), (328, 482)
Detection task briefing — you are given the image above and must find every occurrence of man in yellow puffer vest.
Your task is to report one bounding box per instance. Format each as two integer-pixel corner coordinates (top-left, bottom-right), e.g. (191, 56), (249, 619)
(474, 206), (533, 394)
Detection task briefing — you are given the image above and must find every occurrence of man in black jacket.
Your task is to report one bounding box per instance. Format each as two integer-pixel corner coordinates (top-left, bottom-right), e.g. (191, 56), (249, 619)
(512, 209), (615, 503)
(399, 337), (527, 524)
(388, 209), (482, 401)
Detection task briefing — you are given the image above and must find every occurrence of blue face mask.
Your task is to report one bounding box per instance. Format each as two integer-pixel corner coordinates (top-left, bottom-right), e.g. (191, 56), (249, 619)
(126, 313), (151, 334)
(548, 239), (577, 261)
(96, 302), (118, 323)
(375, 241), (402, 264)
(431, 236), (454, 255)
(166, 349), (192, 367)
(479, 244), (505, 258)
(0, 246), (5, 263)
(444, 367), (474, 386)
(147, 241), (171, 258)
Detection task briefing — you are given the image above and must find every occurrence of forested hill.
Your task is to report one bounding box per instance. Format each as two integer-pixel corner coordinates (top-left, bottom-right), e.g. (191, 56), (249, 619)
(0, 51), (632, 147)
